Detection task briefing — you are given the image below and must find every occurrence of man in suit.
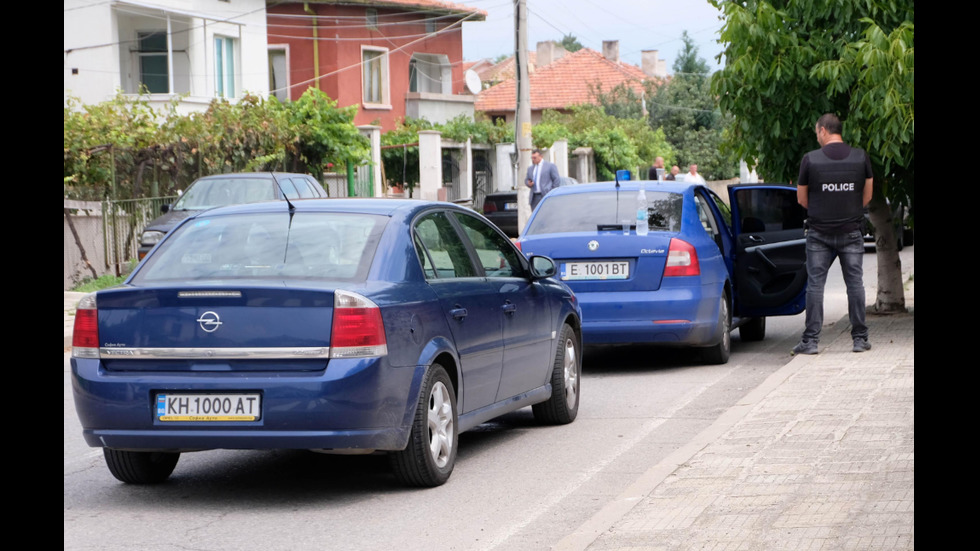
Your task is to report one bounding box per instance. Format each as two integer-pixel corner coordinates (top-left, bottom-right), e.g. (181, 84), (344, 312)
(526, 148), (561, 209)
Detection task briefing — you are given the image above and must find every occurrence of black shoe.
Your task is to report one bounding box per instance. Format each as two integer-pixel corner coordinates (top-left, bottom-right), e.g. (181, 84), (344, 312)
(852, 338), (872, 353)
(791, 340), (818, 355)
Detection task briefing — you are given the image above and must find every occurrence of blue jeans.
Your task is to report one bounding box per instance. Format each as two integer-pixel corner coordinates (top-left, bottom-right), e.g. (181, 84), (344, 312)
(802, 229), (868, 342)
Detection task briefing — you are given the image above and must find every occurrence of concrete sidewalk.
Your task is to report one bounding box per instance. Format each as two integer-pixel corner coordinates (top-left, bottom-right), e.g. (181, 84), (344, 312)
(558, 278), (914, 550)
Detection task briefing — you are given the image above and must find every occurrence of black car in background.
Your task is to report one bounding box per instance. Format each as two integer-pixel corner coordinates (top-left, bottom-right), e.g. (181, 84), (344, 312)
(482, 177), (578, 238)
(138, 172), (327, 258)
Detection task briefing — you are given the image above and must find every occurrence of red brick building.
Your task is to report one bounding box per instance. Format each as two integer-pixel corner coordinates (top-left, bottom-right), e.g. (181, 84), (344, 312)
(267, 0), (486, 130)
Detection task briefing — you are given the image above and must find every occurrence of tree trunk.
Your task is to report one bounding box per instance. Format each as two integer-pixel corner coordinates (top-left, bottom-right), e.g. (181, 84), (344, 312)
(867, 193), (906, 313)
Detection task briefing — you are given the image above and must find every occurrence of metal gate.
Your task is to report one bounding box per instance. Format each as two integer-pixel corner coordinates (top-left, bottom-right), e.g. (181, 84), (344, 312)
(442, 150), (461, 202)
(353, 163), (373, 197)
(472, 149), (494, 210)
(102, 196), (175, 273)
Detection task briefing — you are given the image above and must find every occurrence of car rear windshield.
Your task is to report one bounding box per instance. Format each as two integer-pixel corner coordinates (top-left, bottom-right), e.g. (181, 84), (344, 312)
(526, 190), (683, 235)
(173, 178), (276, 210)
(133, 212), (387, 283)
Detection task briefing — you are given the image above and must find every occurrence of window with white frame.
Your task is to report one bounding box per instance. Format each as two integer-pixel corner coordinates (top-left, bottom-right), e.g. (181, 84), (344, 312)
(137, 31), (168, 93)
(268, 46), (289, 102)
(361, 47), (390, 107)
(409, 53), (451, 94)
(214, 36), (236, 98)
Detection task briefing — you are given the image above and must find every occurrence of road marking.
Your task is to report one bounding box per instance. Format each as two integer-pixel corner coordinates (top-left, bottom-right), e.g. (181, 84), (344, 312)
(553, 356), (805, 551)
(484, 363), (742, 550)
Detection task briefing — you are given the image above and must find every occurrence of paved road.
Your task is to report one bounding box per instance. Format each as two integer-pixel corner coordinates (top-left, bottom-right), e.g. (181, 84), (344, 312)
(64, 248), (913, 550)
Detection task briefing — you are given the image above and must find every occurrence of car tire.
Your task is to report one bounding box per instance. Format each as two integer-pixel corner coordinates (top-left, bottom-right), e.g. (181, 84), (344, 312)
(533, 323), (580, 425)
(738, 317), (766, 342)
(390, 363), (458, 487)
(103, 449), (179, 484)
(703, 295), (731, 365)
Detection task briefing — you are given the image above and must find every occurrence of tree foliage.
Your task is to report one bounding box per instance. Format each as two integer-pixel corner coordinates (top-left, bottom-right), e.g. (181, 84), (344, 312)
(645, 32), (737, 180)
(673, 30), (710, 76)
(710, 0), (913, 189)
(710, 0), (914, 312)
(560, 34), (584, 53)
(591, 81), (646, 121)
(532, 105), (674, 181)
(380, 115), (513, 193)
(64, 88), (369, 200)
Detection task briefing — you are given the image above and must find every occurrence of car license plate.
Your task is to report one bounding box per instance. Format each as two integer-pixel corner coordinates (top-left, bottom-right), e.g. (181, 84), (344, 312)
(561, 261), (630, 280)
(156, 393), (261, 421)
(504, 202), (517, 210)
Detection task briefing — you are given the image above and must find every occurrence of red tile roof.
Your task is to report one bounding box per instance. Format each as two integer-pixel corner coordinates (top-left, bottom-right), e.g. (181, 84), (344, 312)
(475, 52), (538, 85)
(475, 48), (649, 113)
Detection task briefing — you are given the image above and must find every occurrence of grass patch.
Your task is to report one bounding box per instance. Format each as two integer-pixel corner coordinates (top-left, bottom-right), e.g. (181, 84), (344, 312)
(72, 273), (128, 293)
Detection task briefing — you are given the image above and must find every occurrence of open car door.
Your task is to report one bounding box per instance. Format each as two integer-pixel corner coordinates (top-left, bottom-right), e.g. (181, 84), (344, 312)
(728, 184), (807, 318)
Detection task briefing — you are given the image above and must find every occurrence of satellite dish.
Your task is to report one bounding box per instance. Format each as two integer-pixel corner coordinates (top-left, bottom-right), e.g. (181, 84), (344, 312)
(464, 69), (482, 94)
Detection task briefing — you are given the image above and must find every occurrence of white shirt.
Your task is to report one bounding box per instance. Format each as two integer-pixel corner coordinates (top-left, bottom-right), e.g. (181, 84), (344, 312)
(684, 172), (706, 184)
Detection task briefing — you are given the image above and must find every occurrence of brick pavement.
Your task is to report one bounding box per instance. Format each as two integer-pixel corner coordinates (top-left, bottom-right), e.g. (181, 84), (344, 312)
(558, 276), (914, 551)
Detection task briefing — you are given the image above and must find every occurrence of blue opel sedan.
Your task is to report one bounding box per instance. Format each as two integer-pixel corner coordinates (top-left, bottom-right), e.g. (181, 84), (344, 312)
(72, 199), (582, 487)
(517, 181), (807, 364)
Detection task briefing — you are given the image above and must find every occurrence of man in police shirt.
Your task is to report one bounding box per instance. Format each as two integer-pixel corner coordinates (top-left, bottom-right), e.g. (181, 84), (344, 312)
(792, 113), (874, 356)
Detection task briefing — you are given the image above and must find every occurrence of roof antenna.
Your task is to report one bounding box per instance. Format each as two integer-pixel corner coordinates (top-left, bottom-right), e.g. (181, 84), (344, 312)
(615, 170), (621, 226)
(270, 172), (296, 212)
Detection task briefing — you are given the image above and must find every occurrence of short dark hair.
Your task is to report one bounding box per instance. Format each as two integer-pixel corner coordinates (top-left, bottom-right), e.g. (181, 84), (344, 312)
(531, 148), (544, 155)
(816, 113), (842, 135)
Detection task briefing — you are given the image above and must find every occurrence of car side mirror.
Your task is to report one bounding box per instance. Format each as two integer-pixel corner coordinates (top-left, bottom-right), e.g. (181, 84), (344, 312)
(528, 255), (556, 279)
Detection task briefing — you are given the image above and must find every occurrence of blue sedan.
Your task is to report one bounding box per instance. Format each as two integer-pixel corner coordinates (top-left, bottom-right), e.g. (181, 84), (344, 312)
(517, 181), (807, 364)
(72, 199), (582, 487)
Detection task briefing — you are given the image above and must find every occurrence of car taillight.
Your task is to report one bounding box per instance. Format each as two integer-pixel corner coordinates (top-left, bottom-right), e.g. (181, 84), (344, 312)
(664, 238), (700, 277)
(72, 293), (100, 358)
(483, 202), (497, 214)
(514, 241), (522, 252)
(330, 290), (388, 358)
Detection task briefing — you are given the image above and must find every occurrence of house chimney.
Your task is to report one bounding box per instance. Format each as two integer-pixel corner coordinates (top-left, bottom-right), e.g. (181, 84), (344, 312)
(602, 40), (619, 63)
(641, 50), (667, 78)
(537, 41), (554, 66)
(537, 40), (567, 67)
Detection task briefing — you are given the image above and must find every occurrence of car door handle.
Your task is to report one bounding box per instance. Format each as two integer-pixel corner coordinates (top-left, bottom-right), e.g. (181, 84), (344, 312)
(746, 235), (765, 243)
(502, 301), (517, 315)
(450, 307), (468, 320)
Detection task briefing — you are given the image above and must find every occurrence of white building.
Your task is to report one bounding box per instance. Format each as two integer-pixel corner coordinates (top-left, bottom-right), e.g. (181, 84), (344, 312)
(64, 0), (270, 113)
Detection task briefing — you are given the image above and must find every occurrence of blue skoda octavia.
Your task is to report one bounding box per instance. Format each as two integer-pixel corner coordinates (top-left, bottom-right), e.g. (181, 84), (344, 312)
(517, 181), (807, 364)
(72, 199), (582, 487)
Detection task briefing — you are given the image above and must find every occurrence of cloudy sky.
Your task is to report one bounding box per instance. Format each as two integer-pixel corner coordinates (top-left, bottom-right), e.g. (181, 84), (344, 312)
(460, 0), (726, 73)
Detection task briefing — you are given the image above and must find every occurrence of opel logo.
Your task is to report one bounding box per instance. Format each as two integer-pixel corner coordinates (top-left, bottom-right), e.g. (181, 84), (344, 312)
(197, 311), (223, 333)
(587, 240), (599, 251)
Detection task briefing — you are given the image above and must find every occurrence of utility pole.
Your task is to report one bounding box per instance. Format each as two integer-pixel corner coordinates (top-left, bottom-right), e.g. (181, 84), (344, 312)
(515, 0), (532, 234)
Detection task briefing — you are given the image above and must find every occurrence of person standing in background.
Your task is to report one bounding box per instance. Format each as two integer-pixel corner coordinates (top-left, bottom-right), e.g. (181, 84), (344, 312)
(526, 148), (561, 209)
